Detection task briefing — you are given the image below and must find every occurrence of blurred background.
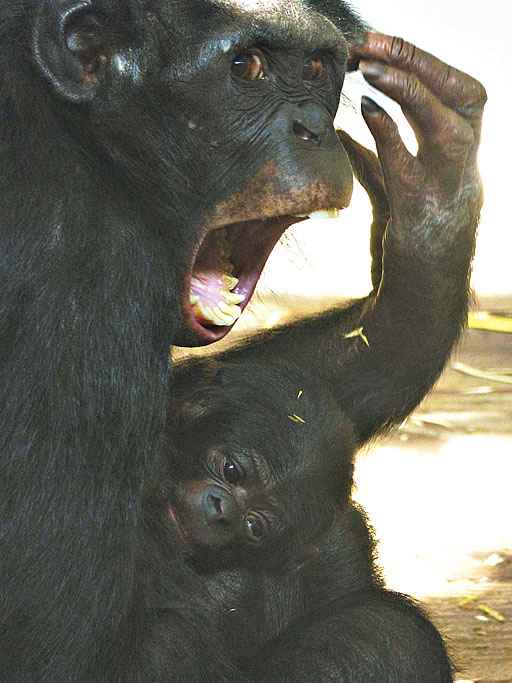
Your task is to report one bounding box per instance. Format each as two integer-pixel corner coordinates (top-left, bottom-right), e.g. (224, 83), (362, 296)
(178, 3), (511, 680)
(258, 0), (509, 301)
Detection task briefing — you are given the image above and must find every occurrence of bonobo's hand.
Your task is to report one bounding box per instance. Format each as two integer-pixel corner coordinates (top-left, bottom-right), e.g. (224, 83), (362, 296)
(346, 32), (486, 272)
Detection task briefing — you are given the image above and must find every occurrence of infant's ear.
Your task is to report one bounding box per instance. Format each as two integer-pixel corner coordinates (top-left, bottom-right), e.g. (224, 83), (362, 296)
(172, 398), (209, 426)
(171, 360), (223, 425)
(283, 545), (320, 575)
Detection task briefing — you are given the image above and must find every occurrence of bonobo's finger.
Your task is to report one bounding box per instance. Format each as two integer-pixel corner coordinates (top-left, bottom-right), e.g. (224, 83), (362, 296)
(351, 32), (487, 131)
(359, 97), (419, 203)
(336, 130), (389, 291)
(336, 130), (388, 214)
(359, 60), (472, 181)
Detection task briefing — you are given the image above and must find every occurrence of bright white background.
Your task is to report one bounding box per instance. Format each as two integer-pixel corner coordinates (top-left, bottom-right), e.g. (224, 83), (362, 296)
(260, 0), (511, 300)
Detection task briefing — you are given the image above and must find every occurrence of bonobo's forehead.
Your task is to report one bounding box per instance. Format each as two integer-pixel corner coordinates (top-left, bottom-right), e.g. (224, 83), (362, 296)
(155, 0), (346, 53)
(218, 0), (344, 47)
(213, 0), (317, 30)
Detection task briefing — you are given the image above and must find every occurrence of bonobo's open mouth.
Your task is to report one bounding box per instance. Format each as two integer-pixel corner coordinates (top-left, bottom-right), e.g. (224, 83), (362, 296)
(180, 208), (343, 346)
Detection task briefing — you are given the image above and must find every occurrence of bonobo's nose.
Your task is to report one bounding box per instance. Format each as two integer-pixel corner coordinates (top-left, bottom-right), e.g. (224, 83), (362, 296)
(203, 486), (238, 525)
(293, 102), (332, 145)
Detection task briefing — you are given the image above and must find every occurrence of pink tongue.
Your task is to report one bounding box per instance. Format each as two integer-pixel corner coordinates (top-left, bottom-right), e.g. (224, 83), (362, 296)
(190, 271), (243, 326)
(191, 230), (244, 326)
(190, 271), (226, 310)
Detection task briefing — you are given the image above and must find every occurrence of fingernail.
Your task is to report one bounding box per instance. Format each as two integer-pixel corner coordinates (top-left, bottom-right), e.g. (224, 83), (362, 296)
(360, 60), (385, 79)
(361, 96), (382, 114)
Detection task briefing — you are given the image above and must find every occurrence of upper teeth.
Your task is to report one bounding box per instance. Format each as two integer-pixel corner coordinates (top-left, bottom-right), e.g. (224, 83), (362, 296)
(222, 274), (239, 289)
(293, 208), (340, 220)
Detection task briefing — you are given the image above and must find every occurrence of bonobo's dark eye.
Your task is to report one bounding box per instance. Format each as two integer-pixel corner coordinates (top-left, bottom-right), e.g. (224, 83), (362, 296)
(303, 53), (327, 81)
(223, 459), (243, 485)
(245, 514), (266, 544)
(231, 51), (266, 81)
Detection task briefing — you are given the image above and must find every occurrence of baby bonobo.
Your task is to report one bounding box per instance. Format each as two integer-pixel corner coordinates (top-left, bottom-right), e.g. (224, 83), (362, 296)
(166, 361), (354, 573)
(159, 360), (453, 682)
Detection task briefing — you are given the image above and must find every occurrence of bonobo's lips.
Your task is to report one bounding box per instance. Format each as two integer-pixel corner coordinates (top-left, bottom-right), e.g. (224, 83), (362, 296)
(179, 215), (299, 346)
(175, 203), (348, 347)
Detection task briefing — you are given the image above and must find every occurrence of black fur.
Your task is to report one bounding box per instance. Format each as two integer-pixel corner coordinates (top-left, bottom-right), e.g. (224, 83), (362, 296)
(0, 1), (482, 680)
(162, 360), (453, 681)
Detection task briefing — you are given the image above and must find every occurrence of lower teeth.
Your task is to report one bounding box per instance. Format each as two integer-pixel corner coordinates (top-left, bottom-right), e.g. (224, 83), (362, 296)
(190, 273), (243, 327)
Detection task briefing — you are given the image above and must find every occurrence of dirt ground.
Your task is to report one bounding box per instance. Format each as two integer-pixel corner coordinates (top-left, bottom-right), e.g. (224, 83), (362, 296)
(175, 295), (512, 683)
(354, 311), (512, 683)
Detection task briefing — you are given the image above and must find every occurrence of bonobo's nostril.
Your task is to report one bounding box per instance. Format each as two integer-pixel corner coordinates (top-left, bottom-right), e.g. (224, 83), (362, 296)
(293, 121), (320, 144)
(204, 487), (239, 526)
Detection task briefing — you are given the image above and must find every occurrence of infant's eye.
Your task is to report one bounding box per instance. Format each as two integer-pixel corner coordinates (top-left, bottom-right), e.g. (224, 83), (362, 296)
(232, 51), (266, 81)
(303, 53), (327, 81)
(245, 513), (266, 543)
(223, 459), (243, 485)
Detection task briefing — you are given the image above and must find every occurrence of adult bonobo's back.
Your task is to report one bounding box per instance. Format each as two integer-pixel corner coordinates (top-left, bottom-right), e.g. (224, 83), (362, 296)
(0, 0), (485, 681)
(0, 1), (363, 680)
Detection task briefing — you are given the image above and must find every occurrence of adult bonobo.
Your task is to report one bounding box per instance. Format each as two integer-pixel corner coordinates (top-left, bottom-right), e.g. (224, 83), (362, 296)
(0, 1), (485, 681)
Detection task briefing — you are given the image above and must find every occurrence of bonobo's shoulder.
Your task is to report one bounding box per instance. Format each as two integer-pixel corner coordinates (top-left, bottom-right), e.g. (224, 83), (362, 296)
(309, 503), (381, 592)
(323, 503), (375, 553)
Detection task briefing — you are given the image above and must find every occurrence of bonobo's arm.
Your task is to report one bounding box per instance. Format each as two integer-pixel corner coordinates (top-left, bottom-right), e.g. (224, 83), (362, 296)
(241, 506), (452, 682)
(209, 33), (486, 444)
(250, 590), (453, 682)
(336, 129), (389, 293)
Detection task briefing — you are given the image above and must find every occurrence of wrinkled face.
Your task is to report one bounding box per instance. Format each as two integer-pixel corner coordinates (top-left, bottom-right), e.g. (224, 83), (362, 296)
(35, 0), (357, 345)
(167, 440), (340, 573)
(169, 445), (279, 553)
(160, 1), (355, 345)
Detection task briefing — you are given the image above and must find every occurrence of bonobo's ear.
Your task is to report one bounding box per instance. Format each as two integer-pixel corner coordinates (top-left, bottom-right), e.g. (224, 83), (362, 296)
(33, 0), (121, 103)
(282, 545), (320, 575)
